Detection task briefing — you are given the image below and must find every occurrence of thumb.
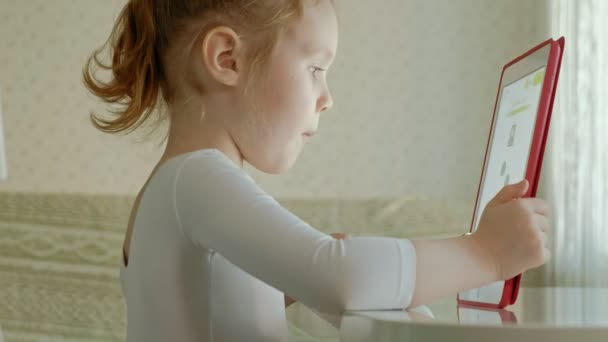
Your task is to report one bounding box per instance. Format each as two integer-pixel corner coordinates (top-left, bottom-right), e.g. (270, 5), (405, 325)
(488, 179), (528, 207)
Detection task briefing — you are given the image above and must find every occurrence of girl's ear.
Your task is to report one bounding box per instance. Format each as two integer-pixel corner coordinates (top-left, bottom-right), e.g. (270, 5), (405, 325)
(200, 26), (242, 87)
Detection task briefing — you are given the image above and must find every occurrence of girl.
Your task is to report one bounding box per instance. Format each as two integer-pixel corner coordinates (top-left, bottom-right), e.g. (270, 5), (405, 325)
(83, 0), (551, 341)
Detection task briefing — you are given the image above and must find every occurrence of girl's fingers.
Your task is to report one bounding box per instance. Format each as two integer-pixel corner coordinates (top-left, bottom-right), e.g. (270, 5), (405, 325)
(535, 214), (551, 233)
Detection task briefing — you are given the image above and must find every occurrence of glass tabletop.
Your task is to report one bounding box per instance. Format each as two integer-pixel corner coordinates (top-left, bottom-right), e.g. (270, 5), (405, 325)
(286, 287), (608, 341)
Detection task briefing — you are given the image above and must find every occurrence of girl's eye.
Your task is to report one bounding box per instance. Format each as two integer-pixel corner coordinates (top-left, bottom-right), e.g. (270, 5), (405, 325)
(310, 66), (326, 77)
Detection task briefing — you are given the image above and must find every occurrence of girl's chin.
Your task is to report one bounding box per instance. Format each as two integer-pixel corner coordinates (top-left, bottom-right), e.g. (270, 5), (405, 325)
(260, 147), (301, 175)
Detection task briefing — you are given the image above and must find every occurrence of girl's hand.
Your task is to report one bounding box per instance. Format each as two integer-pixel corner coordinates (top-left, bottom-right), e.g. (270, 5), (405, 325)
(473, 179), (552, 281)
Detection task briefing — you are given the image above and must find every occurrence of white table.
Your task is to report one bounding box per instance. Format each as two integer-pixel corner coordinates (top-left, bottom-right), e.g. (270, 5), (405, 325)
(287, 287), (608, 341)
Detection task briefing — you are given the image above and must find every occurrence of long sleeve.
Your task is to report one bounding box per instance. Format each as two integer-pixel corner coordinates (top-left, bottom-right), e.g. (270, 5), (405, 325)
(173, 151), (417, 315)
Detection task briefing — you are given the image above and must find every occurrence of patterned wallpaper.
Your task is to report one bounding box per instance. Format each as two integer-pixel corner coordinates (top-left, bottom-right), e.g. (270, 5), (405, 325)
(0, 0), (549, 199)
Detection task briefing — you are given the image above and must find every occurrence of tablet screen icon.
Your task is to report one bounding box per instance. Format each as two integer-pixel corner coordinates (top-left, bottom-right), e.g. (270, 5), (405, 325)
(507, 124), (517, 147)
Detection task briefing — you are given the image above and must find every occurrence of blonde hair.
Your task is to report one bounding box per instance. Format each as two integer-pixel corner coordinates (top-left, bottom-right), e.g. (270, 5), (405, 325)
(83, 0), (312, 137)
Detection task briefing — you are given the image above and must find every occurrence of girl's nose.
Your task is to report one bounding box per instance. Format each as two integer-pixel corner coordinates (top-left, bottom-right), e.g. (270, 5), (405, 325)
(318, 91), (333, 113)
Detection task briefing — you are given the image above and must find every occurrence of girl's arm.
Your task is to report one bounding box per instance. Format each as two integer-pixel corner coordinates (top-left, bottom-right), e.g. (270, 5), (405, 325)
(175, 152), (417, 315)
(175, 152), (548, 314)
(285, 234), (497, 309)
(285, 232), (349, 308)
(409, 234), (496, 308)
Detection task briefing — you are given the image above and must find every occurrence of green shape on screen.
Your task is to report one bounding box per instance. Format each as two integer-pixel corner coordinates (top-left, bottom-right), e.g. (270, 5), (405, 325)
(507, 104), (530, 117)
(533, 70), (545, 86)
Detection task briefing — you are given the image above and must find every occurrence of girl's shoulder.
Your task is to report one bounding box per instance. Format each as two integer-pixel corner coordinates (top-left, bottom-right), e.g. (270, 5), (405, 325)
(168, 148), (254, 184)
(158, 148), (230, 175)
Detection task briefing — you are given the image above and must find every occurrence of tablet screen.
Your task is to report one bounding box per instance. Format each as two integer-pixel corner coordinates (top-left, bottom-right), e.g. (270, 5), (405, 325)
(472, 66), (547, 232)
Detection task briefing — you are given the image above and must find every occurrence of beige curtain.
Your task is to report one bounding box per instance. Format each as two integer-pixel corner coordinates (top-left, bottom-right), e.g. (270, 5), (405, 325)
(543, 0), (608, 287)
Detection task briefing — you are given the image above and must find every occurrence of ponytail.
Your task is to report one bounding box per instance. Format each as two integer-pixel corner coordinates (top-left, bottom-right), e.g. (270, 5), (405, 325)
(83, 0), (164, 134)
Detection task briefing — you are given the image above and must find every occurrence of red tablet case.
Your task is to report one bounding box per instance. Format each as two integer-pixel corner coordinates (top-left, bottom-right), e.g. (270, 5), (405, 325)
(456, 37), (565, 309)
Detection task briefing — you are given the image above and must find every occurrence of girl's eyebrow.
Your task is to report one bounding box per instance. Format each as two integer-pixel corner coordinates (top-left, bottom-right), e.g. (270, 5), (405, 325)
(312, 48), (335, 66)
(303, 42), (335, 62)
(318, 48), (335, 62)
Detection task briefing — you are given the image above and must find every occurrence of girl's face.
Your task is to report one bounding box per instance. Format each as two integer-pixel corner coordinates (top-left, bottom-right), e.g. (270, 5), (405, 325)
(234, 0), (337, 174)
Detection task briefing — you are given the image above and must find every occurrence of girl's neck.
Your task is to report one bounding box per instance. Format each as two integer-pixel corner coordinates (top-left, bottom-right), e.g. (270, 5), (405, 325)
(161, 116), (245, 170)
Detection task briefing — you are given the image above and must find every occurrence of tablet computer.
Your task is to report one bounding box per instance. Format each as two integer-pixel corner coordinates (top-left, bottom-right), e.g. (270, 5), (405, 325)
(457, 37), (565, 309)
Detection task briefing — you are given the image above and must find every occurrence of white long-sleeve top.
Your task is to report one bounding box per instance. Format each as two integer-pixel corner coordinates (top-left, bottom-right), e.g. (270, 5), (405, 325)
(119, 148), (417, 341)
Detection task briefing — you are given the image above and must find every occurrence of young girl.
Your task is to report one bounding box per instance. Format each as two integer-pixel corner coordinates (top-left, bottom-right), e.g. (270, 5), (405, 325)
(83, 0), (551, 340)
